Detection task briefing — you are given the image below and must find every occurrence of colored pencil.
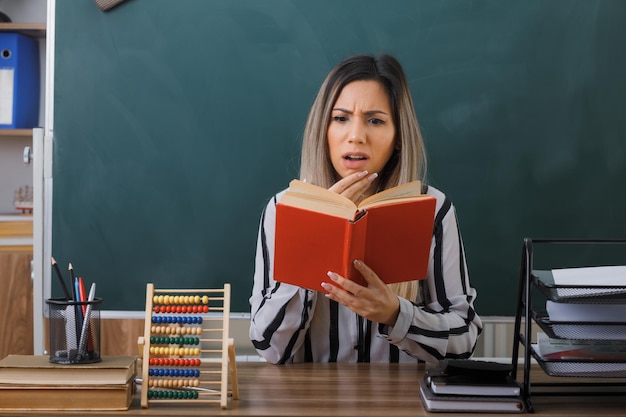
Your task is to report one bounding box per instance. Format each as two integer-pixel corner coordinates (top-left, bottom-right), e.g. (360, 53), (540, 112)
(78, 283), (97, 358)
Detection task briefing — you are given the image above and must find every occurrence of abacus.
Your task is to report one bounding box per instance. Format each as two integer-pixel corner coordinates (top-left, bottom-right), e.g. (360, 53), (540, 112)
(137, 283), (239, 409)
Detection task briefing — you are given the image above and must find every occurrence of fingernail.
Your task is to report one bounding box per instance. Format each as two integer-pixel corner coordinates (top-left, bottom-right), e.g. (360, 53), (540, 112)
(357, 170), (369, 178)
(353, 259), (362, 267)
(368, 173), (378, 181)
(327, 271), (338, 281)
(321, 282), (333, 291)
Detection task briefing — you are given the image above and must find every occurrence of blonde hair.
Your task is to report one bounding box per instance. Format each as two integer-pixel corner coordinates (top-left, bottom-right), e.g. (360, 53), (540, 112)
(299, 55), (428, 301)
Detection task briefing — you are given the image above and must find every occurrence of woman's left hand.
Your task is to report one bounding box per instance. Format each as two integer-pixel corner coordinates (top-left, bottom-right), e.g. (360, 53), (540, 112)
(321, 260), (400, 326)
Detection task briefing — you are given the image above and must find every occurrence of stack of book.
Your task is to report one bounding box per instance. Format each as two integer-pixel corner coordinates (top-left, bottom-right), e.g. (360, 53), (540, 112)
(0, 355), (137, 411)
(419, 359), (525, 413)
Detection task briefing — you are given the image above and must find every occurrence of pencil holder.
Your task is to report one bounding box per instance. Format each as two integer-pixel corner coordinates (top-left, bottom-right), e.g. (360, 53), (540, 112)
(46, 297), (103, 364)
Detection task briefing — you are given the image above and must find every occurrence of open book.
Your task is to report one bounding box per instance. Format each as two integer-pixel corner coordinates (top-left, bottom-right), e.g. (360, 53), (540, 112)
(274, 179), (436, 290)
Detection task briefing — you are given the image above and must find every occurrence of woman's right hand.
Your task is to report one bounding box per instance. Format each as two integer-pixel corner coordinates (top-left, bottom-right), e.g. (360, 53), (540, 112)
(328, 170), (379, 205)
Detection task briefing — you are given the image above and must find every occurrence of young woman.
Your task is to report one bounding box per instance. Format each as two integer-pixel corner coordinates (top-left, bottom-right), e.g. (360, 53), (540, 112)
(249, 54), (482, 364)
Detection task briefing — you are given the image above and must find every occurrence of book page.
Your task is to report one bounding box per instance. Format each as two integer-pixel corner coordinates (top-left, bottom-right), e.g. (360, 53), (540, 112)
(287, 180), (355, 206)
(360, 194), (429, 210)
(358, 180), (423, 208)
(280, 179), (426, 218)
(278, 191), (356, 219)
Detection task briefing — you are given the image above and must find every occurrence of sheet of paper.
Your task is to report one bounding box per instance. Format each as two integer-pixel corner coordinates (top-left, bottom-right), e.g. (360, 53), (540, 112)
(546, 300), (626, 322)
(550, 265), (626, 299)
(0, 68), (15, 125)
(552, 266), (626, 286)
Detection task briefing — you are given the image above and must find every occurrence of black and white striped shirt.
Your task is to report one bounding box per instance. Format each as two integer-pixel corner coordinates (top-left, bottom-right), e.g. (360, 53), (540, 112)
(249, 185), (482, 364)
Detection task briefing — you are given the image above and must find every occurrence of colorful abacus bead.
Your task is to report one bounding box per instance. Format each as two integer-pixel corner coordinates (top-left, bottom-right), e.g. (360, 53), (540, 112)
(148, 390), (199, 400)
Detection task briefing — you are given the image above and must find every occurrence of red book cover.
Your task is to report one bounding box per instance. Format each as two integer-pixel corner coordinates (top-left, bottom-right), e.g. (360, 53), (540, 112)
(364, 199), (435, 284)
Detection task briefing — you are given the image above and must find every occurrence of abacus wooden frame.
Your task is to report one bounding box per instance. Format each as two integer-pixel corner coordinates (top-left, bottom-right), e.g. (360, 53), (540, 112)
(139, 283), (239, 409)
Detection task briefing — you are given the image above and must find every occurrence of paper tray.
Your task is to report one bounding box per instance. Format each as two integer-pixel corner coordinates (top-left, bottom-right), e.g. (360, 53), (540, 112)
(530, 345), (626, 378)
(532, 271), (626, 304)
(532, 311), (626, 341)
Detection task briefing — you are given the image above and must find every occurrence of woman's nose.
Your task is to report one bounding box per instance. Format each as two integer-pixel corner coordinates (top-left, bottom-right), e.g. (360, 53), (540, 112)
(347, 121), (366, 144)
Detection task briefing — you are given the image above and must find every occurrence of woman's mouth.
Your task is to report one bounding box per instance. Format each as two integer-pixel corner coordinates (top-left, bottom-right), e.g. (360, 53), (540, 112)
(343, 152), (369, 161)
(342, 153), (369, 169)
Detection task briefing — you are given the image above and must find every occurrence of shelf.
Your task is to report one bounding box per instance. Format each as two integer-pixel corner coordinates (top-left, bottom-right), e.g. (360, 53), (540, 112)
(0, 22), (46, 38)
(0, 129), (33, 138)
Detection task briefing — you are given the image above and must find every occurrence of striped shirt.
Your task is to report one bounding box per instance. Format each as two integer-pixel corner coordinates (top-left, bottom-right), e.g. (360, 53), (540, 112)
(249, 185), (482, 364)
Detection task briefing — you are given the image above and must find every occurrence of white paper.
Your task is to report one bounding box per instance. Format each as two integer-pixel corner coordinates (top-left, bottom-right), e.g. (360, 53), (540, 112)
(546, 300), (626, 323)
(551, 265), (626, 298)
(0, 68), (15, 125)
(552, 265), (626, 286)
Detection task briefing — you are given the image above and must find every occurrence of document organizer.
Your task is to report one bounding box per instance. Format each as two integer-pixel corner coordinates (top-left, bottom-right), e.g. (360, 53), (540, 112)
(0, 32), (40, 129)
(511, 238), (626, 413)
(137, 283), (239, 410)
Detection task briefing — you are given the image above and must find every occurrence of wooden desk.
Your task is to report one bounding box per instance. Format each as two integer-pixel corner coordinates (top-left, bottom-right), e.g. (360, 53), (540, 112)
(1, 362), (625, 416)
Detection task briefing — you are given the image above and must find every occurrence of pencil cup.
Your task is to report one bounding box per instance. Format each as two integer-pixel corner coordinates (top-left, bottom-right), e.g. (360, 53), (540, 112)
(46, 297), (103, 364)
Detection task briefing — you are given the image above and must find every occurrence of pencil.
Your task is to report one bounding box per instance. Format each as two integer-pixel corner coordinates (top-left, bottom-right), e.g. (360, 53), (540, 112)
(68, 263), (77, 300)
(78, 283), (96, 358)
(78, 277), (87, 315)
(68, 263), (83, 345)
(51, 257), (71, 300)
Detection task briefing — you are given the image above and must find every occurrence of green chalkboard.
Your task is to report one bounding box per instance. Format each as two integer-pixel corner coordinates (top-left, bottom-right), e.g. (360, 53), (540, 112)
(52, 0), (626, 314)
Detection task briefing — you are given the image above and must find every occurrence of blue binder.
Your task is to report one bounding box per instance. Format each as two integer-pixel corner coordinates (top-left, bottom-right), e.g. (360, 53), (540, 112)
(0, 33), (40, 129)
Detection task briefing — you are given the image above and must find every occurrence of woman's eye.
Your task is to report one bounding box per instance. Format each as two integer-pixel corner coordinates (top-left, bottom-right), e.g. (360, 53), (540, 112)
(369, 118), (385, 125)
(332, 116), (348, 122)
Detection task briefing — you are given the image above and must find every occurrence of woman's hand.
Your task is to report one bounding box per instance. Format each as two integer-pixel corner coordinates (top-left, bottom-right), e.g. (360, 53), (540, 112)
(321, 260), (400, 326)
(328, 170), (379, 205)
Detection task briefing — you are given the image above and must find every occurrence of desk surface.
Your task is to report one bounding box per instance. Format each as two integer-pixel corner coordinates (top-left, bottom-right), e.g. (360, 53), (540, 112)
(1, 362), (626, 416)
